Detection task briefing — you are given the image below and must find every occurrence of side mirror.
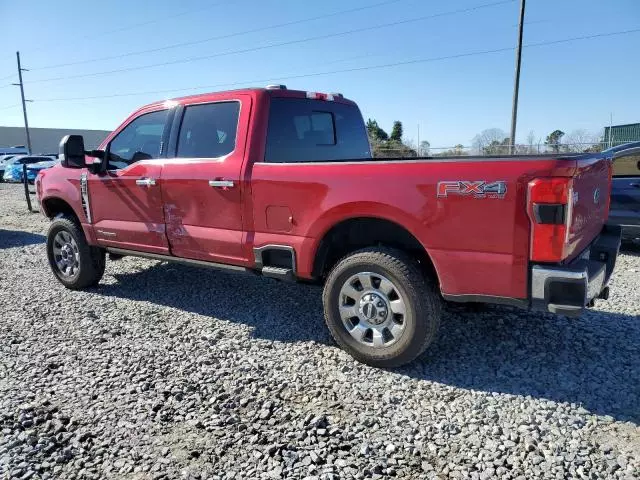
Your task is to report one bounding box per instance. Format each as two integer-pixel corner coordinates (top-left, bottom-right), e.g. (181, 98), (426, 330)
(59, 135), (86, 168)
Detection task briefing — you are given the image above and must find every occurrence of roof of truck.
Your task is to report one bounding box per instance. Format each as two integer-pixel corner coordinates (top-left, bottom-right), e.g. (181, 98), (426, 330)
(148, 86), (357, 109)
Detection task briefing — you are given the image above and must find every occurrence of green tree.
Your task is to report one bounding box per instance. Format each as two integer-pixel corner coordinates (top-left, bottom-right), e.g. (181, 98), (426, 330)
(545, 130), (565, 153)
(390, 121), (403, 142)
(366, 119), (388, 141)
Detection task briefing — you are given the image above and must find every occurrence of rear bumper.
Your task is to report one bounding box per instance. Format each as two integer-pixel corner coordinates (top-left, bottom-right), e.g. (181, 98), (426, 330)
(530, 225), (622, 317)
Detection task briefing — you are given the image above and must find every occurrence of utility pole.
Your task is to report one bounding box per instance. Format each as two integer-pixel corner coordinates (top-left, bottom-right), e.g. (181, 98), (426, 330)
(12, 51), (33, 154)
(509, 0), (526, 154)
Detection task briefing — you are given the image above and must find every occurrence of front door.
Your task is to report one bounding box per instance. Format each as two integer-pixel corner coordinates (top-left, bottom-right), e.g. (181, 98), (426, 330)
(88, 108), (170, 254)
(160, 97), (250, 265)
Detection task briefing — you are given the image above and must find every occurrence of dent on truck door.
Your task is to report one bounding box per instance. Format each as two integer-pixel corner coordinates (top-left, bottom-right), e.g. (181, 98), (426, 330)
(160, 96), (251, 265)
(88, 109), (170, 254)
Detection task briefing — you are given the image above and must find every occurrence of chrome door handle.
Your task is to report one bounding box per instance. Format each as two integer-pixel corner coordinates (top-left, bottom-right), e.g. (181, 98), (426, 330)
(136, 178), (156, 187)
(209, 180), (235, 188)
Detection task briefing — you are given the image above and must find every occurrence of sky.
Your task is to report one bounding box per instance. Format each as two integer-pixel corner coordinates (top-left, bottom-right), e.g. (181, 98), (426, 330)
(0, 0), (639, 149)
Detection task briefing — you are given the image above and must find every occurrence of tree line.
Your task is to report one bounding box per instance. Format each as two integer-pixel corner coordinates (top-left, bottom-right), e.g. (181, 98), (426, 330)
(366, 118), (607, 158)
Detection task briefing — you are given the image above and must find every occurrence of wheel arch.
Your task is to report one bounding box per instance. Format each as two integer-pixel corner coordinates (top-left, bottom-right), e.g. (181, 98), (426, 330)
(41, 196), (81, 223)
(311, 213), (440, 286)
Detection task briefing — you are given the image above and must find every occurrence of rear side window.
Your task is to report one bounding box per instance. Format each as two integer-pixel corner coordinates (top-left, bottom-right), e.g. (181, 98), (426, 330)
(177, 101), (240, 158)
(265, 98), (371, 163)
(613, 153), (640, 177)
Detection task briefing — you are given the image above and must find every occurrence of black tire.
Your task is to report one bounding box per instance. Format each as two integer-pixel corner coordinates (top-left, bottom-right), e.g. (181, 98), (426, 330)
(322, 247), (441, 368)
(47, 215), (105, 289)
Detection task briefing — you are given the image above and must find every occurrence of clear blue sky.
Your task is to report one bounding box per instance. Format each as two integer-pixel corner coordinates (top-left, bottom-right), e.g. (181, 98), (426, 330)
(0, 0), (638, 148)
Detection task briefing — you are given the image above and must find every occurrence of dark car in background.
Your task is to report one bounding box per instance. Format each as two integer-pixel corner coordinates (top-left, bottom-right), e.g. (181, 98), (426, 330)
(607, 142), (640, 243)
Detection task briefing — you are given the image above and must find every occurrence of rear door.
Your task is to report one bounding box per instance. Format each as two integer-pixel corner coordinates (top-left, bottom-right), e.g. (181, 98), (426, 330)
(88, 108), (170, 254)
(609, 148), (640, 234)
(160, 96), (251, 265)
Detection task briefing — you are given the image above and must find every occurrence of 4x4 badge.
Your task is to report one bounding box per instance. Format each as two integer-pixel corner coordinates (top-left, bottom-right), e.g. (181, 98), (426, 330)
(437, 181), (507, 199)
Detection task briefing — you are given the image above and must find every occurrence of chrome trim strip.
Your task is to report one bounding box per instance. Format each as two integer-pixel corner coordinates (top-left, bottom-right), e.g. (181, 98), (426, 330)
(80, 172), (92, 223)
(105, 248), (249, 273)
(442, 293), (529, 309)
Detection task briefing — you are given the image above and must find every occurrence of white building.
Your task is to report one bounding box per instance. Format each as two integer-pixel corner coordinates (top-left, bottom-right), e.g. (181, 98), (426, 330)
(0, 126), (111, 154)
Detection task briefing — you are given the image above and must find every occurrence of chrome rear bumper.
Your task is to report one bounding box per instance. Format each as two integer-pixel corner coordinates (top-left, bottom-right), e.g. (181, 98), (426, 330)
(530, 225), (622, 317)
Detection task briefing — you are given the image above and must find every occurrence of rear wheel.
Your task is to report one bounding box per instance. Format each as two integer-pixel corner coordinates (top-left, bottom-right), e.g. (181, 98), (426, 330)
(47, 215), (105, 289)
(322, 247), (441, 368)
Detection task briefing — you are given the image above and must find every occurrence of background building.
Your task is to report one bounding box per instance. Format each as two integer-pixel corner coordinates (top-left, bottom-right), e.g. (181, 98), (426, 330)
(603, 123), (640, 148)
(0, 126), (111, 154)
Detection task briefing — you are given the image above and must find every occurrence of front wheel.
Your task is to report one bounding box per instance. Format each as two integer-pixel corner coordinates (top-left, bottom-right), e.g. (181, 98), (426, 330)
(322, 247), (441, 368)
(47, 215), (106, 289)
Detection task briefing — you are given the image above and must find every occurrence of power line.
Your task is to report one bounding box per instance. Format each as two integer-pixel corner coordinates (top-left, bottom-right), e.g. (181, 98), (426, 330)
(27, 0), (235, 54)
(25, 0), (515, 84)
(0, 103), (20, 111)
(34, 27), (640, 103)
(30, 0), (407, 71)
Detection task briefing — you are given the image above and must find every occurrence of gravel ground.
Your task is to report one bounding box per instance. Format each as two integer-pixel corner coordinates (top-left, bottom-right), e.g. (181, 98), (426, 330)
(1, 182), (639, 480)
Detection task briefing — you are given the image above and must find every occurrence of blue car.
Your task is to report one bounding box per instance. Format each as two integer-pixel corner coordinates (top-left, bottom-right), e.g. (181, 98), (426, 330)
(25, 158), (59, 183)
(2, 155), (57, 183)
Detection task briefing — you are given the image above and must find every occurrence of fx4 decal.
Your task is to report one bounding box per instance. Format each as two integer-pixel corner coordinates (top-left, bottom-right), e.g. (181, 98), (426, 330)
(437, 181), (507, 199)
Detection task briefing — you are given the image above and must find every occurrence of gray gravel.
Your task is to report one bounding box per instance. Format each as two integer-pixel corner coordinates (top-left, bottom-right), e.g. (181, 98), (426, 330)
(1, 182), (639, 480)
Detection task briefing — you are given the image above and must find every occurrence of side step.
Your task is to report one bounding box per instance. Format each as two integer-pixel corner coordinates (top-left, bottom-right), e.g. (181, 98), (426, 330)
(261, 266), (294, 281)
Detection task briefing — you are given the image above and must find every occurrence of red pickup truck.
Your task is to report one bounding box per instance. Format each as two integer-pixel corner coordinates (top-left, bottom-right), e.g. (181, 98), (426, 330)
(36, 86), (621, 367)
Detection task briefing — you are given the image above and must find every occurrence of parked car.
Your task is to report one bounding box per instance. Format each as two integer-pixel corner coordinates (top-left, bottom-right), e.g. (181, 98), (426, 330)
(0, 155), (16, 181)
(607, 142), (640, 243)
(25, 158), (59, 184)
(36, 86), (621, 367)
(3, 155), (56, 182)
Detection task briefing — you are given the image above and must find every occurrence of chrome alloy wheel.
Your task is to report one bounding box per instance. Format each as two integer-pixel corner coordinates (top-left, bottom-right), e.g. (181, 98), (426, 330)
(338, 272), (407, 348)
(52, 231), (80, 278)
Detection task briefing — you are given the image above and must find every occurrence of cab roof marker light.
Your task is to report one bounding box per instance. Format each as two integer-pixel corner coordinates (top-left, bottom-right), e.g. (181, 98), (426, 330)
(306, 92), (334, 101)
(266, 84), (287, 90)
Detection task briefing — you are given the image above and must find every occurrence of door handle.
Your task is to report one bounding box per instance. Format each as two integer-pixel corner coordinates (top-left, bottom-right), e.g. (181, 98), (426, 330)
(630, 183), (640, 188)
(136, 178), (157, 187)
(209, 180), (235, 188)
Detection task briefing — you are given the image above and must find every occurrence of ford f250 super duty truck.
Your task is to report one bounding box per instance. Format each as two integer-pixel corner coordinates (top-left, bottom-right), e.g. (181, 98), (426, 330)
(36, 86), (622, 367)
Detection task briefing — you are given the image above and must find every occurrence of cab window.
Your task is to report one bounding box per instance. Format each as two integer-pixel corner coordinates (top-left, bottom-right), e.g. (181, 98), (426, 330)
(176, 101), (240, 159)
(107, 110), (168, 170)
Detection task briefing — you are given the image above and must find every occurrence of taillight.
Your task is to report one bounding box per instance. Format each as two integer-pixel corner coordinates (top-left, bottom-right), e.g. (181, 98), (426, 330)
(527, 178), (573, 262)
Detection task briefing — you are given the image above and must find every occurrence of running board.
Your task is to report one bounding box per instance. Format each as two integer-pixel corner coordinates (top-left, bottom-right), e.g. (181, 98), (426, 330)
(105, 248), (249, 274)
(261, 266), (294, 281)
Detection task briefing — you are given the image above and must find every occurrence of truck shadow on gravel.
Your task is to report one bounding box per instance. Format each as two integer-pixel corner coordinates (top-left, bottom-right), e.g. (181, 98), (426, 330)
(0, 229), (45, 249)
(100, 261), (639, 425)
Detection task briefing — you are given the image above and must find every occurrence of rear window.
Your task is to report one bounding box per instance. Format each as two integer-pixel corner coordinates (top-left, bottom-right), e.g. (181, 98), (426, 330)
(613, 152), (640, 177)
(265, 98), (371, 163)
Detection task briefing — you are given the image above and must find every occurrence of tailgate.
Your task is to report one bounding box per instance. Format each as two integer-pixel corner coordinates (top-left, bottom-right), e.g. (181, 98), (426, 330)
(566, 154), (611, 259)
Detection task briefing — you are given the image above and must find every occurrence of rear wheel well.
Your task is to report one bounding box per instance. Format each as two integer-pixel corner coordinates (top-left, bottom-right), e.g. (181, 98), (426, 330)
(313, 217), (438, 283)
(42, 198), (79, 224)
